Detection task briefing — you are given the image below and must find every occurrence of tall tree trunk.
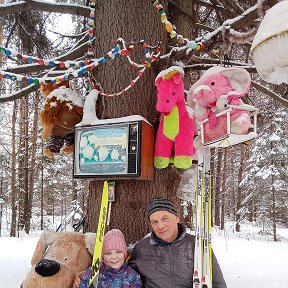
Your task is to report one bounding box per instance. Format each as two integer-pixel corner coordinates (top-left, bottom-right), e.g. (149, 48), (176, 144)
(18, 95), (29, 231)
(220, 148), (228, 230)
(10, 100), (18, 237)
(214, 148), (223, 226)
(72, 179), (78, 202)
(236, 144), (245, 232)
(210, 147), (215, 227)
(270, 136), (277, 241)
(85, 0), (196, 243)
(0, 158), (4, 237)
(271, 173), (277, 241)
(230, 147), (237, 221)
(23, 95), (29, 230)
(40, 141), (44, 230)
(25, 92), (39, 233)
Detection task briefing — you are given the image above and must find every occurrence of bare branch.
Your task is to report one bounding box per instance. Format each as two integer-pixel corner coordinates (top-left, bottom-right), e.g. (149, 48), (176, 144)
(0, 84), (39, 103)
(220, 0), (244, 14)
(194, 0), (233, 16)
(0, 0), (90, 17)
(251, 81), (288, 108)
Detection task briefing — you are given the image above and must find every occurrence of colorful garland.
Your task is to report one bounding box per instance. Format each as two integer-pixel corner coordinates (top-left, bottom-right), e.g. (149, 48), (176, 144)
(99, 46), (161, 97)
(0, 39), (160, 85)
(150, 0), (206, 52)
(0, 0), (207, 97)
(87, 0), (96, 59)
(0, 46), (93, 68)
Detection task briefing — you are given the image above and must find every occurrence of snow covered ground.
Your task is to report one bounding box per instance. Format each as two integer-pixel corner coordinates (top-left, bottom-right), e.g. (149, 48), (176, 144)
(0, 224), (287, 288)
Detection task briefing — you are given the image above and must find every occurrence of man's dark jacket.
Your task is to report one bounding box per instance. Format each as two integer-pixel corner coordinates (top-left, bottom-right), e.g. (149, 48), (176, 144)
(129, 224), (227, 288)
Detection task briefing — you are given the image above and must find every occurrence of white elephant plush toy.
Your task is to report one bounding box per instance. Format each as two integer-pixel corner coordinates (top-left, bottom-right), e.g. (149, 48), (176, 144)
(187, 66), (252, 145)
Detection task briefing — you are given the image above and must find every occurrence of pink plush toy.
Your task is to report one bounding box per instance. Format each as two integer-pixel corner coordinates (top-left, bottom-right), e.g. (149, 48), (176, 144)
(187, 66), (252, 145)
(154, 66), (196, 169)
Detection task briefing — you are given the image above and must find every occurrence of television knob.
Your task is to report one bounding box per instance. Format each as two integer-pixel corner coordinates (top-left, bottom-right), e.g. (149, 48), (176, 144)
(131, 145), (136, 151)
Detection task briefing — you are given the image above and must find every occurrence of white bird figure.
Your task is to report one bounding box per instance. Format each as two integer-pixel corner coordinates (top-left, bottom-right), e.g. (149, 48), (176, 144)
(79, 89), (99, 125)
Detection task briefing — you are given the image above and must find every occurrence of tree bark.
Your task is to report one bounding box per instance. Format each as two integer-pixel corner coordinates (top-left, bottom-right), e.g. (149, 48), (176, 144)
(10, 100), (18, 237)
(270, 127), (277, 242)
(220, 148), (228, 230)
(40, 141), (44, 230)
(84, 0), (191, 243)
(18, 95), (29, 231)
(236, 144), (245, 232)
(214, 148), (223, 226)
(25, 92), (39, 233)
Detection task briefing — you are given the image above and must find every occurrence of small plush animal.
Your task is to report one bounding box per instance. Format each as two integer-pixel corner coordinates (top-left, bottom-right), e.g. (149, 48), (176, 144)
(40, 81), (84, 158)
(154, 66), (196, 169)
(187, 66), (252, 145)
(22, 230), (95, 288)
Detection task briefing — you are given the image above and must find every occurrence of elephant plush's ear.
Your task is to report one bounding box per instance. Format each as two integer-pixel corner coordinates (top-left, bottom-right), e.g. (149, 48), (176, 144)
(31, 230), (60, 266)
(222, 68), (251, 97)
(85, 233), (96, 256)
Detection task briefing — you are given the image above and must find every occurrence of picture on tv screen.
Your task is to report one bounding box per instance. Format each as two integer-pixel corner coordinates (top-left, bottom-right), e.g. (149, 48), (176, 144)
(78, 126), (128, 174)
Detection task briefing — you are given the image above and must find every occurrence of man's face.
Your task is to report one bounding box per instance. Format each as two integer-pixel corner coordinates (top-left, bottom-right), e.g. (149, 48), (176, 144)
(149, 210), (180, 243)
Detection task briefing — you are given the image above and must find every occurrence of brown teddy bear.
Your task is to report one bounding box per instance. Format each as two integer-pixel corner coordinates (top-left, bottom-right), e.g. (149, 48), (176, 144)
(40, 81), (84, 158)
(22, 230), (95, 288)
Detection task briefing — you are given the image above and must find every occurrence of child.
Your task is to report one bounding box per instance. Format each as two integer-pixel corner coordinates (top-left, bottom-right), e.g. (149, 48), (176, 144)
(73, 229), (142, 288)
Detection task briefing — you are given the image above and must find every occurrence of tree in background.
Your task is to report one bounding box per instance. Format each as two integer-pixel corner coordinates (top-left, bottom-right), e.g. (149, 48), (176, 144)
(241, 108), (288, 239)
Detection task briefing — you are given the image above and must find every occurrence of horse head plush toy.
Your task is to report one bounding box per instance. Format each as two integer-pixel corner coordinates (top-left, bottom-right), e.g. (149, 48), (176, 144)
(187, 66), (251, 146)
(22, 230), (95, 288)
(154, 66), (196, 169)
(40, 81), (84, 158)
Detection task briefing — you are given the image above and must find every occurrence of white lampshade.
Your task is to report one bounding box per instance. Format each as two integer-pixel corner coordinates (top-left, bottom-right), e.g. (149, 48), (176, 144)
(251, 1), (288, 85)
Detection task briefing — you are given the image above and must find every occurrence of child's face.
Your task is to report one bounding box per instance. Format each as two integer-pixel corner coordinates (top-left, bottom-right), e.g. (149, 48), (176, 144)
(103, 249), (125, 269)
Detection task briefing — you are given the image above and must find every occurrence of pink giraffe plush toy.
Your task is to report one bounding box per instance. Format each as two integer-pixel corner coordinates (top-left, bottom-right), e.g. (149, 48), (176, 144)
(154, 66), (196, 169)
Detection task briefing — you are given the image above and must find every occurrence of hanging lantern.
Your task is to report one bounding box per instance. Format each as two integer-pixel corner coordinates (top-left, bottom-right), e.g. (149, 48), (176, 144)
(251, 1), (288, 85)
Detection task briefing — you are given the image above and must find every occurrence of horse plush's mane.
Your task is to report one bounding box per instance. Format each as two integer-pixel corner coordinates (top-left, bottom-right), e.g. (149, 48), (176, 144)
(156, 66), (185, 82)
(162, 69), (180, 80)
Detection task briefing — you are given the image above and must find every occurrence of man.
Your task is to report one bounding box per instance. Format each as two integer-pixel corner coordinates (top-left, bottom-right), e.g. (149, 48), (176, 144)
(129, 196), (227, 288)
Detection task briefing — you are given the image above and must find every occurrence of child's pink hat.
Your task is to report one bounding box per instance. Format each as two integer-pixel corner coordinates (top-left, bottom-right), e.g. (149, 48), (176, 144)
(102, 229), (127, 258)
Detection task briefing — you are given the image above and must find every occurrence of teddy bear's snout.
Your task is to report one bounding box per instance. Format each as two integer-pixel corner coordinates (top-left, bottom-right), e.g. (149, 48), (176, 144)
(35, 259), (60, 277)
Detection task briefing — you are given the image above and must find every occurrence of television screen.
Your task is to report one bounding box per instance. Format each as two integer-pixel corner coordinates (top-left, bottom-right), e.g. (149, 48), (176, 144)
(73, 115), (154, 179)
(78, 126), (129, 174)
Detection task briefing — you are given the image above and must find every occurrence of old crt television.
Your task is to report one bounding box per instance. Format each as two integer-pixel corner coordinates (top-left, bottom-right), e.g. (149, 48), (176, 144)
(73, 115), (154, 180)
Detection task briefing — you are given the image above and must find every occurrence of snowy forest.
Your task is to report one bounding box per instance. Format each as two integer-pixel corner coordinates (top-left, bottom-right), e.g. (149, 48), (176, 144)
(0, 0), (287, 245)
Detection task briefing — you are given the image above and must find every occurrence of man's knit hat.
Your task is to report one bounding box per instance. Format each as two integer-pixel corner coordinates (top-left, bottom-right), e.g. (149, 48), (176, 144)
(146, 197), (178, 219)
(102, 229), (127, 258)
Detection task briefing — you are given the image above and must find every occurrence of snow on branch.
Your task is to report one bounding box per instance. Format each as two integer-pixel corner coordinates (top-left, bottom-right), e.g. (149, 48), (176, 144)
(221, 0), (244, 14)
(251, 81), (288, 108)
(0, 84), (39, 103)
(0, 0), (90, 17)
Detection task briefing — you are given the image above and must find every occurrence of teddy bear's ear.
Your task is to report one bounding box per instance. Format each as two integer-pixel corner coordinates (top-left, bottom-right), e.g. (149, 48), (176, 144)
(84, 232), (96, 256)
(31, 230), (60, 266)
(221, 68), (251, 97)
(40, 83), (53, 97)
